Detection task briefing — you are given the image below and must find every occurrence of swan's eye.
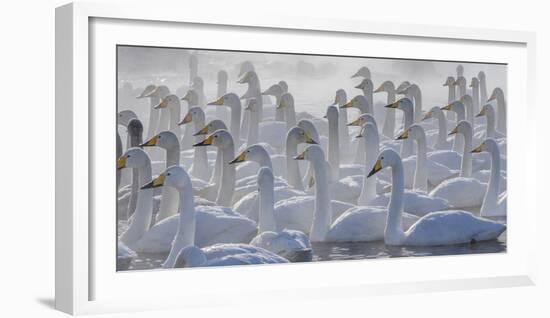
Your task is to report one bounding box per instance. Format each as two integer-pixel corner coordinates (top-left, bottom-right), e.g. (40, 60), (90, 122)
(167, 173), (171, 176)
(214, 135), (218, 138)
(127, 155), (131, 158)
(158, 135), (161, 138)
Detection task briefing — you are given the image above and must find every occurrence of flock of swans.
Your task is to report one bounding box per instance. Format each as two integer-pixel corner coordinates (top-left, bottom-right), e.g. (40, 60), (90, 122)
(116, 57), (507, 270)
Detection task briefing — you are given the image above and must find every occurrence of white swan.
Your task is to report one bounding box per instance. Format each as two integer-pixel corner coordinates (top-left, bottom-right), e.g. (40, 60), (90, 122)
(384, 98), (414, 158)
(284, 126), (318, 190)
(374, 80), (397, 138)
(354, 78), (374, 117)
(294, 145), (418, 242)
(399, 84), (423, 123)
(341, 95), (372, 164)
(472, 139), (506, 217)
(262, 83), (285, 121)
(478, 71), (488, 106)
(421, 106), (452, 150)
(139, 166), (284, 268)
(249, 167), (312, 261)
(136, 84), (160, 140)
(238, 70), (264, 130)
(207, 93), (242, 146)
(332, 89), (352, 158)
(178, 106), (210, 181)
(180, 89), (201, 150)
(475, 103), (505, 140)
(367, 149), (506, 246)
(277, 92), (297, 130)
(351, 66), (371, 79)
(443, 76), (456, 121)
(441, 100), (466, 153)
(488, 87), (507, 134)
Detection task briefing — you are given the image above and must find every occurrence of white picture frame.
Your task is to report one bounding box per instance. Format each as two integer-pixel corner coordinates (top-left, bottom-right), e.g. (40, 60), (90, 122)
(55, 1), (537, 315)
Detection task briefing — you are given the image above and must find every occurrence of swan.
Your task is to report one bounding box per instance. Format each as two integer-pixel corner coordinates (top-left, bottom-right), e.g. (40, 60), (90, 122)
(469, 77), (481, 116)
(430, 121), (487, 208)
(367, 149), (506, 246)
(277, 92), (297, 130)
(441, 100), (466, 153)
(478, 71), (488, 106)
(178, 106), (210, 181)
(136, 84), (160, 139)
(262, 83), (285, 121)
(294, 145), (418, 242)
(139, 166), (282, 268)
(154, 94), (181, 139)
(488, 87), (507, 134)
(399, 84), (422, 123)
(341, 95), (372, 164)
(384, 98), (414, 158)
(284, 126), (318, 190)
(351, 66), (371, 79)
(374, 80), (397, 138)
(443, 76), (456, 121)
(454, 76), (467, 99)
(355, 122), (380, 205)
(149, 85), (171, 135)
(421, 106), (452, 150)
(180, 89), (201, 150)
(215, 70), (229, 122)
(123, 119), (144, 219)
(188, 55), (198, 86)
(190, 76), (206, 107)
(333, 89), (351, 158)
(238, 70), (264, 131)
(207, 93), (242, 146)
(354, 78), (374, 117)
(297, 119), (325, 189)
(475, 104), (505, 140)
(249, 167), (312, 261)
(459, 94), (475, 126)
(456, 64), (464, 78)
(471, 139), (506, 217)
(243, 98), (286, 152)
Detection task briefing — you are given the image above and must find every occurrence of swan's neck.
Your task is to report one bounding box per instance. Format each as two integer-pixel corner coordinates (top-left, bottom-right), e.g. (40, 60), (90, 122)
(285, 104), (297, 130)
(460, 129), (473, 177)
(168, 103), (181, 135)
(464, 101), (474, 126)
(247, 111), (260, 146)
(157, 109), (171, 135)
(328, 115), (340, 179)
(162, 185), (196, 268)
(217, 144), (236, 206)
(472, 85), (480, 115)
(229, 104), (241, 145)
(258, 179), (277, 233)
(399, 108), (414, 158)
(157, 146), (180, 222)
(147, 96), (160, 139)
(448, 85), (456, 104)
(285, 136), (304, 190)
(480, 146), (501, 215)
(309, 158), (332, 242)
(413, 89), (422, 123)
(358, 131), (380, 205)
(217, 81), (227, 99)
(120, 161), (153, 246)
(385, 160), (406, 245)
(413, 134), (428, 192)
(496, 94), (507, 134)
(362, 88), (374, 113)
(192, 117), (209, 180)
(451, 108), (466, 153)
(275, 93), (285, 121)
(434, 111), (448, 146)
(165, 144), (180, 168)
(486, 108), (496, 139)
(382, 90), (396, 138)
(480, 78), (488, 104)
(210, 149), (223, 187)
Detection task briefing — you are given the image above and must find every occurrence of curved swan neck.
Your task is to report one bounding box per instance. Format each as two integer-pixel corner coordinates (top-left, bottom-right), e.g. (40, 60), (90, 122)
(247, 110), (260, 146)
(382, 90), (396, 138)
(229, 104), (241, 145)
(434, 111), (448, 145)
(413, 132), (428, 192)
(217, 143), (236, 206)
(385, 159), (406, 244)
(485, 106), (496, 138)
(480, 144), (501, 215)
(147, 96), (160, 139)
(258, 174), (277, 233)
(285, 135), (304, 190)
(358, 126), (380, 205)
(309, 157), (332, 242)
(460, 129), (473, 177)
(328, 113), (340, 179)
(399, 107), (414, 158)
(165, 144), (180, 167)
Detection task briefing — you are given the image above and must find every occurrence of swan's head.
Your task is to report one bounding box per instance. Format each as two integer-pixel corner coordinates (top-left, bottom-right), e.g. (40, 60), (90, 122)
(422, 106), (443, 121)
(348, 113), (375, 127)
(374, 80), (395, 93)
(367, 149), (400, 178)
(278, 80), (289, 93)
(140, 131), (179, 149)
(443, 76), (456, 87)
(180, 89), (200, 105)
(142, 165), (192, 192)
(396, 124), (424, 141)
(238, 61), (255, 78)
(395, 81), (411, 94)
(459, 94), (473, 106)
(174, 246), (206, 268)
(117, 148), (150, 170)
(156, 85), (170, 99)
(333, 89), (347, 105)
(476, 103), (495, 118)
(294, 144), (325, 163)
(478, 71), (486, 80)
(456, 64), (464, 76)
(297, 119), (319, 139)
(351, 66), (371, 79)
(287, 126), (318, 144)
(127, 119), (143, 138)
(441, 100), (465, 113)
(354, 78), (373, 91)
(356, 122), (378, 139)
(277, 93), (294, 110)
(448, 120), (472, 137)
(136, 84), (157, 98)
(118, 110), (138, 127)
(342, 95), (367, 109)
(237, 70), (257, 84)
(217, 70), (228, 84)
(178, 106), (205, 126)
(230, 144), (269, 165)
(323, 105), (339, 121)
(384, 97), (413, 112)
(154, 94), (179, 109)
(471, 138), (499, 154)
(257, 166), (275, 190)
(191, 77), (204, 91)
(193, 129), (233, 149)
(208, 93), (240, 108)
(194, 119), (227, 136)
(244, 98), (259, 112)
(487, 87), (504, 102)
(262, 84), (283, 97)
(469, 77), (479, 88)
(454, 76), (467, 87)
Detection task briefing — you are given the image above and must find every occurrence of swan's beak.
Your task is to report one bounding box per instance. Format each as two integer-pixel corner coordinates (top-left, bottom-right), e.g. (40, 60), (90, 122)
(341, 100), (354, 108)
(354, 82), (365, 89)
(385, 100), (400, 109)
(308, 176), (315, 188)
(207, 97), (224, 106)
(448, 126), (459, 136)
(487, 93), (497, 102)
(141, 174), (165, 189)
(116, 156), (127, 170)
(396, 129), (409, 140)
(153, 98), (169, 109)
(193, 125), (209, 136)
(347, 118), (362, 126)
(323, 114), (328, 119)
(139, 135), (158, 147)
(422, 112), (432, 121)
(351, 71), (360, 78)
(193, 135), (214, 147)
(237, 74), (248, 84)
(139, 86), (158, 98)
(441, 103), (453, 111)
(374, 85), (384, 93)
(471, 144), (483, 153)
(294, 151), (306, 160)
(229, 151), (246, 164)
(476, 108), (486, 118)
(367, 159), (383, 178)
(180, 92), (191, 102)
(276, 101), (284, 110)
(178, 113), (193, 126)
(443, 82), (448, 87)
(305, 133), (318, 144)
(355, 132), (364, 138)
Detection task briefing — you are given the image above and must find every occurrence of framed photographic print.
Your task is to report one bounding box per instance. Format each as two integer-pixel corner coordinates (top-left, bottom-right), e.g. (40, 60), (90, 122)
(56, 1), (537, 315)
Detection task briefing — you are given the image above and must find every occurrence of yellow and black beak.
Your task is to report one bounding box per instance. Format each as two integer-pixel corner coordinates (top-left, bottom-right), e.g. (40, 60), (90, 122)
(396, 129), (410, 140)
(341, 100), (354, 109)
(276, 101), (284, 110)
(116, 156), (127, 170)
(347, 117), (362, 127)
(229, 151), (247, 164)
(354, 82), (364, 89)
(476, 108), (486, 118)
(422, 111), (432, 121)
(193, 134), (214, 147)
(487, 94), (496, 102)
(294, 151), (306, 160)
(178, 112), (193, 126)
(140, 135), (159, 147)
(385, 100), (400, 109)
(141, 174), (166, 189)
(154, 98), (169, 109)
(207, 97), (224, 106)
(441, 103), (453, 111)
(448, 126), (459, 136)
(305, 133), (318, 144)
(367, 159), (383, 178)
(193, 125), (209, 136)
(180, 91), (191, 102)
(374, 85), (384, 93)
(471, 144), (484, 153)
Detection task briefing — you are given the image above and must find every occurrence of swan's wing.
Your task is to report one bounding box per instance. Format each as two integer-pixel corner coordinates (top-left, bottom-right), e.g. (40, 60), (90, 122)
(194, 206), (258, 247)
(327, 207), (388, 242)
(430, 177), (486, 209)
(202, 243), (289, 266)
